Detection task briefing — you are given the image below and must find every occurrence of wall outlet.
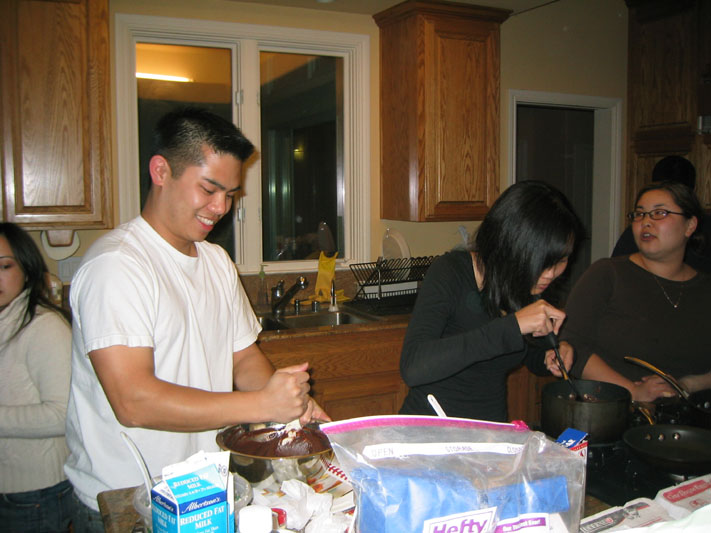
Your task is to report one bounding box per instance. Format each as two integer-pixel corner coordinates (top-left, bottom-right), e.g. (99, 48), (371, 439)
(58, 256), (83, 283)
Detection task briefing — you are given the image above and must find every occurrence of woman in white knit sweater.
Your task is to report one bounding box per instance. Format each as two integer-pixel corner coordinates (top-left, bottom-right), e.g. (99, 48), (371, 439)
(0, 223), (72, 532)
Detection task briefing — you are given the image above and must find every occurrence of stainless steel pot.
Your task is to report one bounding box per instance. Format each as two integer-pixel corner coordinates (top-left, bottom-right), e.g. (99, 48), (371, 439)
(541, 379), (631, 444)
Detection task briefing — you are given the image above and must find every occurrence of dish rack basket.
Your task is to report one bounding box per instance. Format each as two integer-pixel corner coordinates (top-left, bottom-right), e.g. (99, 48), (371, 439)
(349, 256), (437, 304)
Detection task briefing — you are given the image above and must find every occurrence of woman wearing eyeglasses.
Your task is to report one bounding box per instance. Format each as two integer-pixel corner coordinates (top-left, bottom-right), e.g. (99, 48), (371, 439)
(561, 181), (711, 402)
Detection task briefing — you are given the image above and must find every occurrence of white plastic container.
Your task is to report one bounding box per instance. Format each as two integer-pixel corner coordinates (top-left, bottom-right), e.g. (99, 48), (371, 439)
(238, 505), (274, 533)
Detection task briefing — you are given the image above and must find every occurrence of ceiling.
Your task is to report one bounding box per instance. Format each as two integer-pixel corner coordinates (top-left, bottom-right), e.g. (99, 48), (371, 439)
(229, 0), (558, 17)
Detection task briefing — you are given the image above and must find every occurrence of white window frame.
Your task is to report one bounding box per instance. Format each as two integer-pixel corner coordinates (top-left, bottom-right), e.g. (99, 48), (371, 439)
(114, 14), (370, 273)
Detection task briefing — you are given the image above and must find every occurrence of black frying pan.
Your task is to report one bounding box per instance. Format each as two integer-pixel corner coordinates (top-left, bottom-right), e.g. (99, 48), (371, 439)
(623, 424), (711, 475)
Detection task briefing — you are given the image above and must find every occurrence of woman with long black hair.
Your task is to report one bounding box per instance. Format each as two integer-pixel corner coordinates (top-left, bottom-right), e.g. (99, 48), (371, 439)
(399, 180), (584, 422)
(0, 223), (73, 532)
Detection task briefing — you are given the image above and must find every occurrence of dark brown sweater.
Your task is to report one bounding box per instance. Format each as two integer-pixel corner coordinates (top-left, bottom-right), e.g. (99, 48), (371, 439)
(562, 256), (711, 382)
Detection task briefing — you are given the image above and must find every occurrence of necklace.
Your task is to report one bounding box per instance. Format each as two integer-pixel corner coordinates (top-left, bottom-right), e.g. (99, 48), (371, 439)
(652, 275), (683, 309)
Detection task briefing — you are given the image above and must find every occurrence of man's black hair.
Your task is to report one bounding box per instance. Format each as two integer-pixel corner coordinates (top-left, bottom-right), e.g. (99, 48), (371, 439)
(153, 107), (255, 178)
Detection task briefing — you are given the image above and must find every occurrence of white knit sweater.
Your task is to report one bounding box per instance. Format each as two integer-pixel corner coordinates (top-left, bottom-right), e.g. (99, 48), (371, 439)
(0, 290), (72, 493)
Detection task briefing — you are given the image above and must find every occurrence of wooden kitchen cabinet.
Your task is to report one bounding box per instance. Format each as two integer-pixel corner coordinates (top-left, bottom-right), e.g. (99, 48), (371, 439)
(259, 322), (551, 425)
(626, 0), (711, 210)
(374, 1), (509, 221)
(259, 326), (410, 421)
(0, 0), (112, 241)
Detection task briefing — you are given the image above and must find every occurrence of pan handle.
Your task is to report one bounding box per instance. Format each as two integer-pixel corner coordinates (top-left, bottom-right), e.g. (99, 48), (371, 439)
(624, 356), (690, 400)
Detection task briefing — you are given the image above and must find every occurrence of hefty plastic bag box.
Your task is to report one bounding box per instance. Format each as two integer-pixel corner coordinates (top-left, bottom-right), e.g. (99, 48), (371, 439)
(321, 415), (586, 533)
(151, 450), (234, 533)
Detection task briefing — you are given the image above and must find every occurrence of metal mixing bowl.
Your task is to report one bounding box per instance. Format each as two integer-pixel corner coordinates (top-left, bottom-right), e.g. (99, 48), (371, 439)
(216, 422), (333, 484)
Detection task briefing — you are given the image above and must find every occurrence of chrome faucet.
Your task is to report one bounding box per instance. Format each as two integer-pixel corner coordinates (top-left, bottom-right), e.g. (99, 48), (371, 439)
(271, 276), (309, 316)
(329, 279), (339, 312)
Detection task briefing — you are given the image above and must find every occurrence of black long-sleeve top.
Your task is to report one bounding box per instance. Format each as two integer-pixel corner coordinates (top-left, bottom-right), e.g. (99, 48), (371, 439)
(399, 250), (548, 422)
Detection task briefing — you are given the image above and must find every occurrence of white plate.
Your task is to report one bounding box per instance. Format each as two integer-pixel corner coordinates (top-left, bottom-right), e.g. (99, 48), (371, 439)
(382, 228), (410, 259)
(382, 228), (411, 281)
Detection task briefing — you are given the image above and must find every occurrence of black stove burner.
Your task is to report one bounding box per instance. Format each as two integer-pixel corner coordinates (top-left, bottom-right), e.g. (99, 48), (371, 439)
(585, 440), (695, 507)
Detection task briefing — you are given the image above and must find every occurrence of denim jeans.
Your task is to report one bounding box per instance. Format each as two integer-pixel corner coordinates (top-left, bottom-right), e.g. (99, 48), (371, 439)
(70, 491), (105, 533)
(0, 479), (73, 533)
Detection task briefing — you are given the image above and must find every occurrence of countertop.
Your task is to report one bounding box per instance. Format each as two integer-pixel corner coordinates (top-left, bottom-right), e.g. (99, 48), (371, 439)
(97, 485), (610, 532)
(256, 310), (410, 342)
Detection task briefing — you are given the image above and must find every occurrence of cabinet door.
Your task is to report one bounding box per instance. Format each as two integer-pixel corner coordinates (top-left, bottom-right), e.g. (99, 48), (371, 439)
(377, 3), (507, 222)
(422, 15), (500, 221)
(625, 0), (699, 209)
(311, 374), (409, 421)
(259, 326), (408, 421)
(0, 0), (111, 229)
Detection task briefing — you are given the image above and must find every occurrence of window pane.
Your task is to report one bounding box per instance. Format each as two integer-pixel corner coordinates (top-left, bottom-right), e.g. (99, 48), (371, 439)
(135, 43), (236, 257)
(260, 52), (344, 261)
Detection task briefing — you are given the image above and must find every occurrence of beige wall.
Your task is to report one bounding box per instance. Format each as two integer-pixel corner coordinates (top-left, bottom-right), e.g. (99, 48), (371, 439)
(390, 0), (628, 258)
(35, 0), (628, 274)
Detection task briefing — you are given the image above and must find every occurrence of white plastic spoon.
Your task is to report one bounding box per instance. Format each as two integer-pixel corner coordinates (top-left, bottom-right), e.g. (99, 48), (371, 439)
(427, 394), (448, 418)
(120, 431), (154, 496)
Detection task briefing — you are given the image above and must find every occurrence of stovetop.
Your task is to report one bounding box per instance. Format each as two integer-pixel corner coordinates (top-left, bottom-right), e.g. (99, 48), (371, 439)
(585, 398), (705, 507)
(585, 441), (694, 507)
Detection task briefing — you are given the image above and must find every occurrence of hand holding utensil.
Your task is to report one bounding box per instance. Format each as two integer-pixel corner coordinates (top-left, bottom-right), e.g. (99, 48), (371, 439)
(546, 331), (581, 401)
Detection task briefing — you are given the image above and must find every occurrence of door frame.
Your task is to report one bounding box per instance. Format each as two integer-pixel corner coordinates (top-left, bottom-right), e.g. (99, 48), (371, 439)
(507, 90), (623, 262)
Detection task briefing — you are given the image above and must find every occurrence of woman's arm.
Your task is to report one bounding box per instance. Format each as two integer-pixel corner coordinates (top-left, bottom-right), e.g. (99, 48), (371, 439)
(679, 372), (711, 394)
(400, 254), (526, 387)
(560, 260), (614, 377)
(582, 354), (674, 401)
(0, 312), (71, 439)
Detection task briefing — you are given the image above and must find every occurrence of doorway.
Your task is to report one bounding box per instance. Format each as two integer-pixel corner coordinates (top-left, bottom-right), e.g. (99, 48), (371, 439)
(516, 104), (593, 291)
(509, 90), (623, 296)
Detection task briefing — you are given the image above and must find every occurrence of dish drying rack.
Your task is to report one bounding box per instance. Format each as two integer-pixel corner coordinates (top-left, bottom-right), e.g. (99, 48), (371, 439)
(346, 256), (437, 315)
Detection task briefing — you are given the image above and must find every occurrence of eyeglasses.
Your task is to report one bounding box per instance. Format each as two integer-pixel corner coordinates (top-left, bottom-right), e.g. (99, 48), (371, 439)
(626, 209), (685, 222)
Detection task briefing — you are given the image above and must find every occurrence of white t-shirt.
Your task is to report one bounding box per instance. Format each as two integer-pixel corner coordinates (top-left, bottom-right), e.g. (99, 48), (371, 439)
(65, 216), (260, 510)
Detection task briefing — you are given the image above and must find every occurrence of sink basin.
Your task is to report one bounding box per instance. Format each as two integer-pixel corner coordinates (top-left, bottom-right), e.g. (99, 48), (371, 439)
(281, 311), (373, 329)
(257, 315), (288, 331)
(257, 310), (376, 331)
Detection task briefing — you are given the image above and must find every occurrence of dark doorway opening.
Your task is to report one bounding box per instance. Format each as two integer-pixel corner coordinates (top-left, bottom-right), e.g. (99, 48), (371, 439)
(516, 104), (594, 299)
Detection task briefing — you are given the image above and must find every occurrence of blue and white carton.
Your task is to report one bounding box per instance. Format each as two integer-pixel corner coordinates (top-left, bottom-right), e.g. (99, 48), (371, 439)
(151, 450), (234, 533)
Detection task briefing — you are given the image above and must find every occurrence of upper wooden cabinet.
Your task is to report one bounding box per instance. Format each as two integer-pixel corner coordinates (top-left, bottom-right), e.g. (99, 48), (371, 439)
(0, 0), (112, 240)
(626, 0), (711, 210)
(374, 1), (509, 221)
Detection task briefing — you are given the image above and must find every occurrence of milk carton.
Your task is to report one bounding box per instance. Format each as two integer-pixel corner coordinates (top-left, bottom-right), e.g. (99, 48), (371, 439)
(151, 450), (234, 533)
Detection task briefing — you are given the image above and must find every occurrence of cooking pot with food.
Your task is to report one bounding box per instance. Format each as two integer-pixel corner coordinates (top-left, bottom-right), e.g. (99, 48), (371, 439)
(216, 422), (332, 484)
(541, 379), (631, 444)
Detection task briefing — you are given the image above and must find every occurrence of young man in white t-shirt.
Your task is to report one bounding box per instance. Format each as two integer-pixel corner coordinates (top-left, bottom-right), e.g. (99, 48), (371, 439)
(65, 108), (328, 531)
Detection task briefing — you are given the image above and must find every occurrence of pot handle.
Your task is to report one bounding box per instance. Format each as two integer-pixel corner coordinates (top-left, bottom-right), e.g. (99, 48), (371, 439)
(631, 402), (655, 425)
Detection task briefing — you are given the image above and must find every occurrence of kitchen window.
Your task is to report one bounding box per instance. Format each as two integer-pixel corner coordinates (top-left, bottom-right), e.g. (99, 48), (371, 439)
(115, 14), (370, 273)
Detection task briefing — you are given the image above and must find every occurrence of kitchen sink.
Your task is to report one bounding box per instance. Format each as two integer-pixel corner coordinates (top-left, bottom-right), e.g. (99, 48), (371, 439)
(257, 310), (377, 331)
(257, 315), (287, 331)
(281, 311), (373, 329)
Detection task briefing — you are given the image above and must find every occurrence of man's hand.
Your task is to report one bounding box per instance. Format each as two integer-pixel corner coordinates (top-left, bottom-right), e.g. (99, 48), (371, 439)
(298, 398), (332, 426)
(262, 363), (312, 423)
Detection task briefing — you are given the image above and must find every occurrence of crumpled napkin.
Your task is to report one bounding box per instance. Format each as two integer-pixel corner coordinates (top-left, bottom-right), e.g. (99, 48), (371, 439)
(252, 478), (333, 531)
